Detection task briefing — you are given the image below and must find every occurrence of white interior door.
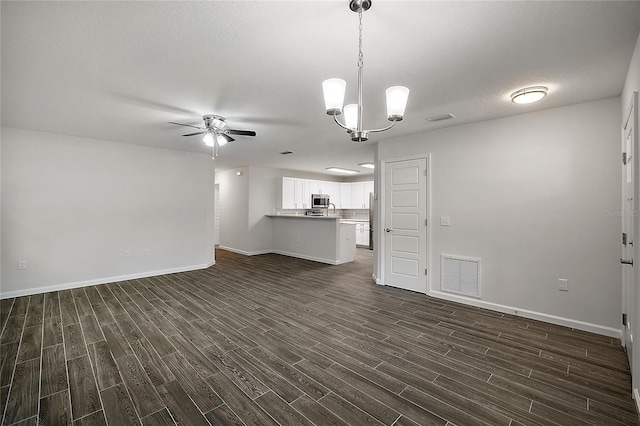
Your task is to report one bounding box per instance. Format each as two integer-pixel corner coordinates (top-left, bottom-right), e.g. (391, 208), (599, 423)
(384, 158), (427, 293)
(622, 92), (638, 378)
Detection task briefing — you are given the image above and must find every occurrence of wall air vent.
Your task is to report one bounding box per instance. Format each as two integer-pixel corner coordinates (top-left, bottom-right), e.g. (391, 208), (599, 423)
(426, 113), (455, 122)
(280, 151), (294, 155)
(441, 254), (480, 297)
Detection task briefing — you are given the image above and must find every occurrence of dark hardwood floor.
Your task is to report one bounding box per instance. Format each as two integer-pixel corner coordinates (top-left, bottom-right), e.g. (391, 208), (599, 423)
(0, 248), (637, 425)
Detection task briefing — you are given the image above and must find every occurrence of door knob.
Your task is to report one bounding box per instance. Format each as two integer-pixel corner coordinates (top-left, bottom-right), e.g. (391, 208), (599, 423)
(385, 228), (392, 233)
(621, 258), (634, 266)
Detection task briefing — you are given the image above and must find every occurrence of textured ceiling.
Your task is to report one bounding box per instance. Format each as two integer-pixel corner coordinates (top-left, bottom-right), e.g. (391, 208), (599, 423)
(2, 1), (640, 177)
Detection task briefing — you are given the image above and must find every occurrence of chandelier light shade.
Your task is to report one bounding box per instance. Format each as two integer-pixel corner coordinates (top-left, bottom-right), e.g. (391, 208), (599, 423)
(343, 104), (358, 129)
(322, 0), (409, 142)
(322, 78), (347, 115)
(386, 86), (410, 120)
(202, 131), (215, 147)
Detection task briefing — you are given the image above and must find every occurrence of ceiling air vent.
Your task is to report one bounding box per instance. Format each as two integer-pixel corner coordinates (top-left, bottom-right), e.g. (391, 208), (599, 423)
(426, 113), (455, 122)
(280, 151), (294, 155)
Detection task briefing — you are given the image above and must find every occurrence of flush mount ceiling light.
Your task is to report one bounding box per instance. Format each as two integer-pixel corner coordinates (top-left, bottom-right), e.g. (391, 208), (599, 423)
(322, 0), (409, 142)
(358, 162), (375, 169)
(326, 167), (360, 174)
(511, 86), (548, 104)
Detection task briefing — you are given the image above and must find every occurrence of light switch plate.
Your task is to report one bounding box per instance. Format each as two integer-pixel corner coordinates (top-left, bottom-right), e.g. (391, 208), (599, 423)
(440, 217), (451, 226)
(559, 279), (568, 291)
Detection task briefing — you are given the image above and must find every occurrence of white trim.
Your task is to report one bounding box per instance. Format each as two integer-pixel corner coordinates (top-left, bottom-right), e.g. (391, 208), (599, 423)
(429, 290), (621, 338)
(634, 388), (640, 418)
(218, 246), (347, 265)
(378, 154), (430, 294)
(218, 246), (272, 256)
(0, 261), (215, 300)
(271, 250), (339, 265)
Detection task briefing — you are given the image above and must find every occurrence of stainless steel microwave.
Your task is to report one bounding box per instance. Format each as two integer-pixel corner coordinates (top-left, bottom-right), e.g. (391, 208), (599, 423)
(311, 193), (330, 208)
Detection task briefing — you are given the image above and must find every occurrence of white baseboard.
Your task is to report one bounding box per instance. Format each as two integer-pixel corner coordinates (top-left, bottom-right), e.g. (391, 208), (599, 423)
(428, 290), (621, 339)
(218, 246), (344, 265)
(271, 250), (338, 265)
(372, 273), (383, 285)
(0, 261), (215, 300)
(634, 388), (640, 418)
(218, 246), (272, 256)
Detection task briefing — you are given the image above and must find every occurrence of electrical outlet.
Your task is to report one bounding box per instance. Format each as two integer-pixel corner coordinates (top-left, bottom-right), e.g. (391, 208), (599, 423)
(18, 259), (27, 270)
(558, 278), (568, 291)
(144, 249), (151, 256)
(124, 249), (131, 258)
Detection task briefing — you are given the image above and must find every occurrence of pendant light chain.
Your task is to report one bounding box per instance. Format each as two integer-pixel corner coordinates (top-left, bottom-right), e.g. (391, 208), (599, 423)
(358, 7), (364, 69)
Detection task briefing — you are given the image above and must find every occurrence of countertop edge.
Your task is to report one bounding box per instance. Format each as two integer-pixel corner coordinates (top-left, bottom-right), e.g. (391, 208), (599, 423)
(265, 214), (340, 220)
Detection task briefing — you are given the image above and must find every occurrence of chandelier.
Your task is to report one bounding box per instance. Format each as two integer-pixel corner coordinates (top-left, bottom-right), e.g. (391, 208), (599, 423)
(322, 0), (409, 142)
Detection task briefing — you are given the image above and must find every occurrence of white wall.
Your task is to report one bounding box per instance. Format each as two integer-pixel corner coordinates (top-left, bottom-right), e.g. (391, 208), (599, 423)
(1, 127), (215, 297)
(623, 33), (640, 116)
(216, 166), (251, 254)
(377, 98), (622, 334)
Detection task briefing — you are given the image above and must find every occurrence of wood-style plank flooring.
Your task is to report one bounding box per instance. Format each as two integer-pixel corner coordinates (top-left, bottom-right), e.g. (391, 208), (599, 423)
(0, 248), (637, 425)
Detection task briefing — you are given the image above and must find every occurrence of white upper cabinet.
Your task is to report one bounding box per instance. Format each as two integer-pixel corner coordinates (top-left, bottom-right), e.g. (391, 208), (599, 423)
(281, 177), (296, 209)
(279, 177), (308, 209)
(364, 181), (374, 209)
(295, 178), (307, 209)
(339, 183), (352, 209)
(280, 177), (373, 210)
(351, 182), (365, 209)
(326, 182), (340, 207)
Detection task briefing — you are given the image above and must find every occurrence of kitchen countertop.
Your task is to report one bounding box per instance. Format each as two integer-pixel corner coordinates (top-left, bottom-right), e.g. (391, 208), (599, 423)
(266, 214), (341, 220)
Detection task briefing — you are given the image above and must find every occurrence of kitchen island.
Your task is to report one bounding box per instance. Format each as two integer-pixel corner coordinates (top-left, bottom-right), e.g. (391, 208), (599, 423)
(266, 215), (356, 264)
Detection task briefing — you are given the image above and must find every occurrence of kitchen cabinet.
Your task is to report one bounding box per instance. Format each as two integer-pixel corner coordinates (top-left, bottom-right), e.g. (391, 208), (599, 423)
(339, 183), (352, 209)
(280, 177), (374, 210)
(351, 182), (365, 209)
(279, 177), (308, 209)
(281, 177), (296, 209)
(295, 179), (307, 209)
(364, 181), (374, 208)
(354, 221), (370, 246)
(326, 182), (340, 207)
(307, 180), (328, 195)
(350, 181), (375, 209)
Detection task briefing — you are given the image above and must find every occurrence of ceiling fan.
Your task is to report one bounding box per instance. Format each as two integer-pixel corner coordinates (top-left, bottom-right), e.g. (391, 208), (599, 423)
(169, 114), (256, 158)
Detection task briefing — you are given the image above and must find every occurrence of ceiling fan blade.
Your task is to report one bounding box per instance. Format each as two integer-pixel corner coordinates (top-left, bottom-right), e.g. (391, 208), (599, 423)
(220, 134), (235, 143)
(182, 131), (205, 137)
(169, 121), (204, 131)
(226, 129), (256, 137)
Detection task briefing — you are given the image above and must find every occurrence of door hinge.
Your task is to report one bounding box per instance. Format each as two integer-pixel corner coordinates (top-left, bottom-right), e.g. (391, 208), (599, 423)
(623, 152), (627, 165)
(425, 219), (428, 226)
(425, 268), (428, 276)
(623, 313), (627, 326)
(623, 232), (628, 246)
(424, 169), (428, 176)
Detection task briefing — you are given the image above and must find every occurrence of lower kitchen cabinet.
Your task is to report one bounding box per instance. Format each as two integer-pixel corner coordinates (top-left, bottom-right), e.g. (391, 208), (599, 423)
(355, 222), (370, 247)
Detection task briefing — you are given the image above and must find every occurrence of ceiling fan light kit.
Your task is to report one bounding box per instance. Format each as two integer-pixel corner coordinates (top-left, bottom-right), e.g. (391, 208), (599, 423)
(169, 114), (256, 159)
(322, 0), (409, 142)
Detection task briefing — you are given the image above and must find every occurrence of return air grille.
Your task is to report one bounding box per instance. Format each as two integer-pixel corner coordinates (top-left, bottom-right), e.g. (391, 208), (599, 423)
(441, 254), (480, 297)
